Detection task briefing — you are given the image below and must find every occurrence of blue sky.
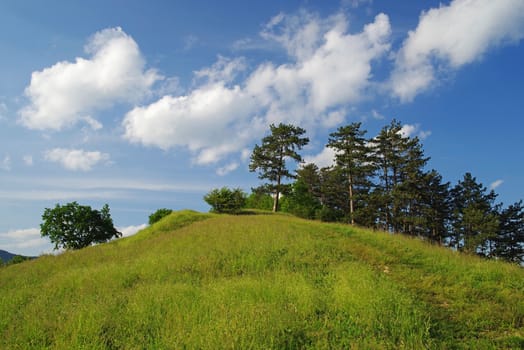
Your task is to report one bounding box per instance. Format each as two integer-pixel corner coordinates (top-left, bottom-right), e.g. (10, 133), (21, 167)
(1, 0), (523, 256)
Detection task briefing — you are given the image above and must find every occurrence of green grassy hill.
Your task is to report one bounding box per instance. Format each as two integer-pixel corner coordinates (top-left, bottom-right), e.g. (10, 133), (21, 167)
(1, 210), (523, 349)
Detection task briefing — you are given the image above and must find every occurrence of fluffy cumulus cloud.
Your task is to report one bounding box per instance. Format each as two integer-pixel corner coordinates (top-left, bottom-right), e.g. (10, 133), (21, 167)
(123, 12), (391, 165)
(304, 147), (336, 168)
(19, 27), (161, 130)
(390, 0), (524, 101)
(44, 148), (110, 171)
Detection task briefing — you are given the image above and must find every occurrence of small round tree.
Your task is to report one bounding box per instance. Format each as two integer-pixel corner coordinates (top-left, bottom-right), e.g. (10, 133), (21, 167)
(204, 187), (246, 214)
(41, 202), (121, 250)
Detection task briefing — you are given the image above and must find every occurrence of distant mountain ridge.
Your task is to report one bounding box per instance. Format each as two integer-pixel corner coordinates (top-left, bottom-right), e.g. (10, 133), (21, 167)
(0, 249), (17, 263)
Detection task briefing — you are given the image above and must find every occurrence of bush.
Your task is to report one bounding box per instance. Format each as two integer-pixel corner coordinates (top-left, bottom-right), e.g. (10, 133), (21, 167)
(204, 187), (247, 214)
(149, 208), (173, 225)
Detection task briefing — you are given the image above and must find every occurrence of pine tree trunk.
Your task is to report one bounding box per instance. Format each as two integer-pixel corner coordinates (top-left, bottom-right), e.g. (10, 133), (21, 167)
(273, 175), (280, 212)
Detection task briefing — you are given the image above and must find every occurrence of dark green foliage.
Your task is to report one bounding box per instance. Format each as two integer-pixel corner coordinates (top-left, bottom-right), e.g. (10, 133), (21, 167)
(148, 208), (173, 225)
(371, 119), (430, 233)
(450, 173), (499, 254)
(417, 170), (452, 243)
(281, 177), (321, 219)
(245, 187), (274, 211)
(494, 200), (524, 264)
(249, 123), (309, 212)
(40, 202), (121, 250)
(204, 187), (247, 214)
(8, 255), (30, 265)
(318, 166), (348, 222)
(327, 122), (374, 225)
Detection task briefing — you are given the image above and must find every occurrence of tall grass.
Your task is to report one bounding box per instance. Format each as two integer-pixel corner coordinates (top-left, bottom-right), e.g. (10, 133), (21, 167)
(0, 211), (522, 349)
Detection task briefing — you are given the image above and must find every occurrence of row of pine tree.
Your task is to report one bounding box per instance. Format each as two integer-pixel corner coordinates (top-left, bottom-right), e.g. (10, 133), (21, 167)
(248, 120), (523, 264)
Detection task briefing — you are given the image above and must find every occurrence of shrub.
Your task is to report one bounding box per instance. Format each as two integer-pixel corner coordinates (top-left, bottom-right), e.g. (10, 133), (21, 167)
(204, 187), (247, 214)
(149, 208), (173, 225)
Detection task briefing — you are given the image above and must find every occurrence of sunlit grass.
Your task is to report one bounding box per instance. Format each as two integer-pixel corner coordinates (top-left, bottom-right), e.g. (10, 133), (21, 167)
(0, 210), (522, 349)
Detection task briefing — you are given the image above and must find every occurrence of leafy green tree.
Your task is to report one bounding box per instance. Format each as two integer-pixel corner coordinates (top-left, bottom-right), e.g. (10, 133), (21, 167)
(204, 187), (247, 214)
(450, 173), (499, 255)
(41, 202), (121, 250)
(249, 123), (309, 212)
(245, 186), (274, 211)
(494, 200), (524, 264)
(8, 255), (29, 265)
(148, 208), (173, 225)
(282, 176), (322, 219)
(327, 122), (374, 225)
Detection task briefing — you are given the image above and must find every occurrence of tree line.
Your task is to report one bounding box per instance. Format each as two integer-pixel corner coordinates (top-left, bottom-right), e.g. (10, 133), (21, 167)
(240, 121), (523, 265)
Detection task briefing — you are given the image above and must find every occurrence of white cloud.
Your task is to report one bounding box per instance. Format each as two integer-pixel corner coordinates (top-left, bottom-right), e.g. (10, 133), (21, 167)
(194, 56), (247, 84)
(490, 179), (504, 190)
(1, 155), (11, 171)
(399, 123), (431, 140)
(371, 109), (385, 120)
(0, 228), (52, 255)
(342, 0), (373, 8)
(0, 102), (7, 120)
(23, 155), (33, 166)
(123, 12), (391, 166)
(390, 0), (524, 102)
(118, 224), (147, 237)
(4, 228), (40, 239)
(216, 162), (239, 176)
(304, 147), (336, 168)
(19, 27), (161, 130)
(44, 148), (110, 171)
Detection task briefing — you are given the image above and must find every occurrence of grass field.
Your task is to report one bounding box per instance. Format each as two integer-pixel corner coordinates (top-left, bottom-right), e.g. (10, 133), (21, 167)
(0, 210), (523, 349)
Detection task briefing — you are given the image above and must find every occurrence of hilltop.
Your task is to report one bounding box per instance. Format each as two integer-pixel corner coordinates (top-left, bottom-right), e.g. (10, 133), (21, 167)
(0, 210), (523, 349)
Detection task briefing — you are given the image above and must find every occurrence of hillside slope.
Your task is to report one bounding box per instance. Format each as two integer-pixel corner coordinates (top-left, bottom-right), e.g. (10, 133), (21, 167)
(0, 210), (522, 349)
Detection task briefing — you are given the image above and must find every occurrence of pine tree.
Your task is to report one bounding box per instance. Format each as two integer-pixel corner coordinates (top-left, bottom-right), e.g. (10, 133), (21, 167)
(249, 123), (309, 212)
(494, 200), (524, 264)
(450, 173), (499, 255)
(370, 120), (429, 233)
(419, 170), (452, 243)
(327, 122), (374, 225)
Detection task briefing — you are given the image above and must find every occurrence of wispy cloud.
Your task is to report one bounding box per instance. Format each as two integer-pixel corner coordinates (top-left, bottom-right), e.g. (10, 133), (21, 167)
(1, 155), (11, 171)
(216, 162), (239, 176)
(0, 102), (7, 121)
(44, 148), (110, 171)
(490, 179), (504, 190)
